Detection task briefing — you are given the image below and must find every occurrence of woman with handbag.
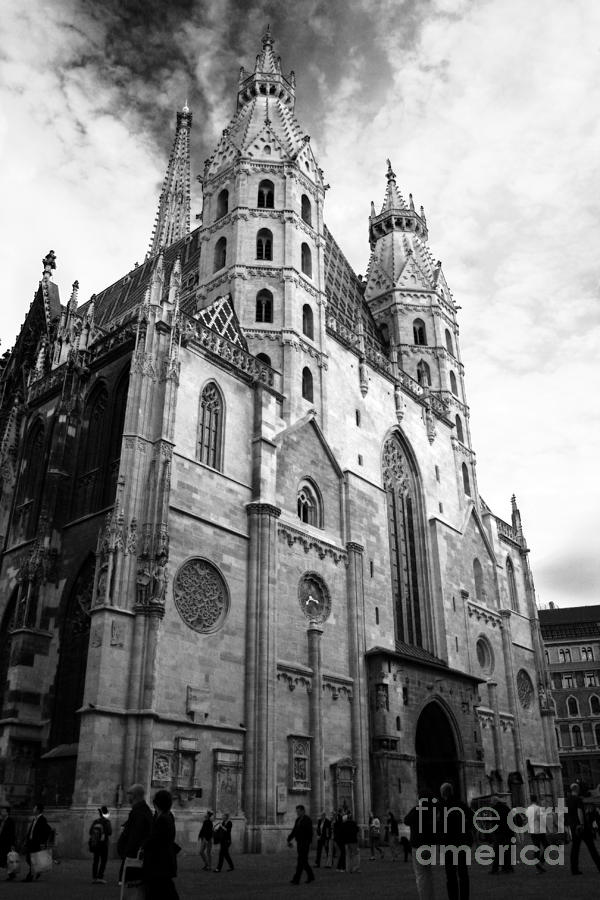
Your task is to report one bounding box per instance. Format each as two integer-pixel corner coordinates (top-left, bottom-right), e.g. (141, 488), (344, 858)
(23, 803), (53, 882)
(142, 789), (180, 900)
(0, 804), (17, 881)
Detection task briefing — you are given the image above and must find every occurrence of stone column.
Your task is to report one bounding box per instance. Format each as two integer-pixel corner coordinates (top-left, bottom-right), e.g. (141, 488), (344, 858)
(487, 681), (504, 775)
(244, 502), (280, 848)
(345, 541), (370, 823)
(307, 621), (324, 814)
(499, 610), (527, 801)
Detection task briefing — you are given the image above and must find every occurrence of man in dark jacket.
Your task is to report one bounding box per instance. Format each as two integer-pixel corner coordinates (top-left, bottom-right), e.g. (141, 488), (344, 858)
(198, 810), (214, 871)
(117, 784), (153, 884)
(89, 805), (113, 884)
(314, 810), (331, 867)
(489, 794), (514, 874)
(405, 792), (438, 900)
(439, 782), (473, 900)
(0, 803), (17, 880)
(23, 803), (53, 882)
(566, 782), (600, 875)
(287, 804), (315, 885)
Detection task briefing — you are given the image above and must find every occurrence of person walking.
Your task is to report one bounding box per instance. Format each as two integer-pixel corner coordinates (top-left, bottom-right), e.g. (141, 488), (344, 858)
(489, 794), (513, 874)
(369, 811), (384, 860)
(333, 809), (346, 871)
(0, 804), (17, 881)
(566, 782), (600, 875)
(287, 804), (315, 885)
(343, 811), (361, 873)
(526, 794), (548, 874)
(314, 810), (331, 867)
(117, 783), (154, 885)
(88, 805), (112, 884)
(439, 782), (473, 900)
(213, 812), (234, 872)
(324, 809), (337, 867)
(22, 803), (52, 882)
(388, 811), (400, 860)
(405, 792), (438, 900)
(198, 810), (214, 871)
(142, 789), (180, 900)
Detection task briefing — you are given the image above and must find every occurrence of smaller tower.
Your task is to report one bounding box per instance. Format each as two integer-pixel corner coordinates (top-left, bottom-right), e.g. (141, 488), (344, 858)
(148, 105), (192, 256)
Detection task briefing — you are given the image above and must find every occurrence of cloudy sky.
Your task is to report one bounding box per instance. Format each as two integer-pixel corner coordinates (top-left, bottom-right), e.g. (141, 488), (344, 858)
(1, 0), (598, 608)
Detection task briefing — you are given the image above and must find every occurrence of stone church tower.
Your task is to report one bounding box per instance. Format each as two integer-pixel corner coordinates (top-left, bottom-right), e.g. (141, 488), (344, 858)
(0, 29), (558, 853)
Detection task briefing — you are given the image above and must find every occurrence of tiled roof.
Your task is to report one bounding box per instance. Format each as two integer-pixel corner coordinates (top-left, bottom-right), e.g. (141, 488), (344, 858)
(539, 606), (600, 640)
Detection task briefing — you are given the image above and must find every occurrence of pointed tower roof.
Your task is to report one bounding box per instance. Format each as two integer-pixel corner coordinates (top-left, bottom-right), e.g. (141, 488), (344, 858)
(381, 159), (407, 212)
(148, 105), (192, 256)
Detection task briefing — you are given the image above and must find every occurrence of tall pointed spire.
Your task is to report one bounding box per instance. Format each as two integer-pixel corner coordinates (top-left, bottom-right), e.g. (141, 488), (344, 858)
(381, 159), (406, 211)
(148, 105), (192, 257)
(237, 26), (296, 112)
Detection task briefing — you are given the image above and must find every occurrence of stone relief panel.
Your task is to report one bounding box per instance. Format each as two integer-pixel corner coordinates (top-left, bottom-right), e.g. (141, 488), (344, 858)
(173, 557), (230, 633)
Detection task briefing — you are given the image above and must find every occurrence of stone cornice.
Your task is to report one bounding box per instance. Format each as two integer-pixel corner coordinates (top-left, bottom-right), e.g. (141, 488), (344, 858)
(277, 660), (313, 693)
(246, 502), (282, 518)
(467, 600), (502, 628)
(277, 521), (348, 565)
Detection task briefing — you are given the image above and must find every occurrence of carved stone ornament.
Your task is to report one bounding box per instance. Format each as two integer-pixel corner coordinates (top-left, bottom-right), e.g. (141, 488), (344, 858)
(173, 557), (230, 633)
(382, 436), (410, 493)
(516, 669), (534, 709)
(298, 572), (331, 624)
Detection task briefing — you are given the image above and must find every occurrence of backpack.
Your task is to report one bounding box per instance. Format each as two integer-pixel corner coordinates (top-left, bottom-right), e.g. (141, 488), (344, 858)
(88, 821), (104, 852)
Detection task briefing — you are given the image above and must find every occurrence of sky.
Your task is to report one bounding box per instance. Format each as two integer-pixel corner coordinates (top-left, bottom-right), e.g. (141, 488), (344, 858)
(0, 0), (598, 608)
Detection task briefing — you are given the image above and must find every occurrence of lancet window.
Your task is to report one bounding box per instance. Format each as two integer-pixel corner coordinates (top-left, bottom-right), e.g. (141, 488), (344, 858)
(214, 236), (227, 272)
(197, 382), (224, 470)
(256, 228), (273, 260)
(413, 319), (427, 345)
(301, 194), (312, 225)
(302, 304), (314, 339)
(216, 189), (229, 219)
(13, 420), (46, 540)
(302, 367), (313, 402)
(301, 243), (312, 277)
(255, 289), (273, 323)
(257, 179), (274, 208)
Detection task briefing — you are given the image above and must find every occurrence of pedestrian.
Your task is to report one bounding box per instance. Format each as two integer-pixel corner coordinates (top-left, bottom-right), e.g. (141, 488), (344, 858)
(369, 811), (384, 859)
(142, 789), (180, 900)
(314, 810), (331, 867)
(525, 794), (548, 874)
(400, 831), (412, 861)
(287, 804), (315, 884)
(405, 791), (438, 900)
(488, 794), (513, 874)
(0, 803), (17, 881)
(213, 812), (234, 872)
(566, 782), (600, 875)
(22, 803), (53, 882)
(117, 783), (153, 885)
(333, 809), (346, 871)
(325, 809), (337, 867)
(388, 811), (400, 860)
(88, 805), (112, 884)
(439, 782), (472, 900)
(198, 810), (214, 871)
(343, 811), (361, 873)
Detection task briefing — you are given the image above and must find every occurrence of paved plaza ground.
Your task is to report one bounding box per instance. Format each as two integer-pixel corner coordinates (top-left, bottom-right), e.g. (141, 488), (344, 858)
(2, 846), (598, 900)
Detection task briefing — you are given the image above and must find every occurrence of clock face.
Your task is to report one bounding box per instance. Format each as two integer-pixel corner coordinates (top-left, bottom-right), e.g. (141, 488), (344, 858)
(298, 573), (331, 623)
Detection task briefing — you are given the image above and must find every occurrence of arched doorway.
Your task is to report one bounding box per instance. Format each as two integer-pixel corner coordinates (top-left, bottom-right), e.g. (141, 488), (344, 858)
(415, 701), (460, 795)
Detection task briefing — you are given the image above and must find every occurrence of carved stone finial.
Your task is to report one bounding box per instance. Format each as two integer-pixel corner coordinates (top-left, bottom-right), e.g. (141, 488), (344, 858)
(42, 250), (56, 277)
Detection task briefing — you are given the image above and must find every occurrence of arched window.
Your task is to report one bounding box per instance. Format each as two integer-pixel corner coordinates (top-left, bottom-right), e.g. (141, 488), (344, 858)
(301, 194), (312, 225)
(445, 329), (453, 355)
(567, 696), (579, 717)
(214, 236), (227, 272)
(301, 243), (312, 277)
(506, 556), (518, 611)
(73, 387), (109, 518)
(302, 304), (314, 339)
(450, 371), (458, 395)
(555, 727), (561, 748)
(473, 558), (485, 603)
(382, 433), (427, 647)
(595, 723), (600, 745)
(256, 228), (273, 261)
(455, 414), (464, 443)
(417, 360), (431, 386)
(197, 382), (224, 471)
(297, 480), (321, 527)
(302, 367), (313, 402)
(572, 725), (583, 747)
(14, 420), (46, 539)
(255, 289), (273, 323)
(103, 370), (129, 508)
(462, 463), (471, 496)
(590, 695), (600, 715)
(256, 353), (272, 367)
(413, 319), (427, 345)
(257, 179), (274, 208)
(216, 189), (229, 219)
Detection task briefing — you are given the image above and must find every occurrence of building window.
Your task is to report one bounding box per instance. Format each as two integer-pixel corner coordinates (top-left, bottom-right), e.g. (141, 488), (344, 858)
(559, 648), (572, 664)
(416, 360), (431, 386)
(302, 304), (314, 339)
(216, 189), (229, 219)
(506, 557), (518, 612)
(562, 673), (574, 689)
(455, 414), (464, 444)
(473, 558), (485, 603)
(462, 463), (471, 496)
(567, 696), (579, 717)
(256, 352), (271, 367)
(302, 367), (313, 401)
(173, 557), (230, 633)
(586, 672), (598, 688)
(572, 725), (583, 747)
(555, 727), (561, 749)
(197, 381), (224, 470)
(582, 646), (594, 661)
(288, 735), (311, 791)
(255, 288), (273, 323)
(73, 387), (109, 519)
(257, 179), (274, 208)
(413, 318), (427, 345)
(214, 236), (227, 271)
(596, 723), (600, 745)
(256, 228), (273, 260)
(382, 432), (427, 647)
(445, 329), (453, 355)
(450, 370), (458, 396)
(14, 420), (46, 539)
(297, 480), (321, 527)
(301, 194), (312, 225)
(301, 242), (312, 277)
(590, 695), (600, 715)
(545, 649), (550, 664)
(476, 636), (494, 675)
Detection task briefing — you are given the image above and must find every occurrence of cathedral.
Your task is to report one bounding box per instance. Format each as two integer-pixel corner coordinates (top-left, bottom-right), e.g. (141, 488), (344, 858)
(0, 29), (559, 852)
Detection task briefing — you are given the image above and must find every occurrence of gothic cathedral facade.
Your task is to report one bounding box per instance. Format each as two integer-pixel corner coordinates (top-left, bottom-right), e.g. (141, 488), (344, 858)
(0, 30), (559, 851)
